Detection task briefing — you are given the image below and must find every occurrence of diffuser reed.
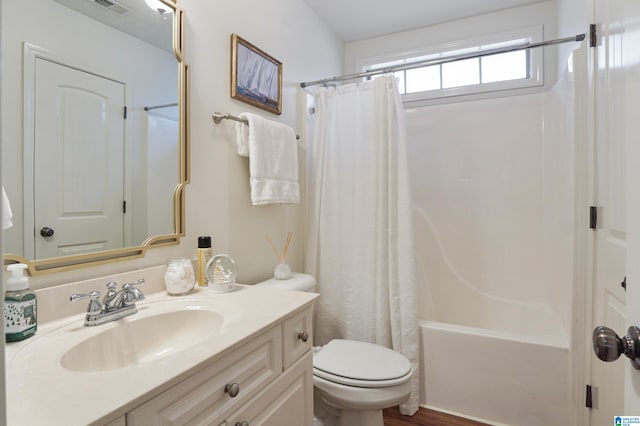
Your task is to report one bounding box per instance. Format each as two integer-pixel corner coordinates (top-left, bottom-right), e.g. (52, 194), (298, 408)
(266, 232), (293, 279)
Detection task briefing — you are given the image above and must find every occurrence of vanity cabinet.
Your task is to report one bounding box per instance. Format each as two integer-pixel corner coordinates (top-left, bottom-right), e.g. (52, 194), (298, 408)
(224, 351), (312, 426)
(126, 305), (314, 426)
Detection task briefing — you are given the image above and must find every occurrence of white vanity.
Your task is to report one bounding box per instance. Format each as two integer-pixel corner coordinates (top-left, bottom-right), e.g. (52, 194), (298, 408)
(5, 268), (317, 426)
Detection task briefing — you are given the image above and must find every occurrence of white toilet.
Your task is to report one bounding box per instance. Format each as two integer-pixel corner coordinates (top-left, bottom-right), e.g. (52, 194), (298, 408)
(256, 273), (413, 426)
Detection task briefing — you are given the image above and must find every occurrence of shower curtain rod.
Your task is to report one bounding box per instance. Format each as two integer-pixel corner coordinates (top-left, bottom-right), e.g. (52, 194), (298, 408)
(300, 33), (586, 88)
(144, 102), (178, 111)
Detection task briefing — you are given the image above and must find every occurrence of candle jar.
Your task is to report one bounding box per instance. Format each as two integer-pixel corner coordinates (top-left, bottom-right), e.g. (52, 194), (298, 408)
(164, 258), (196, 295)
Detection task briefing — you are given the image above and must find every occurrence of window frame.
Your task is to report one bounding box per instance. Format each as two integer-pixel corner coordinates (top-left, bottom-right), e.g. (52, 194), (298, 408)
(356, 26), (544, 104)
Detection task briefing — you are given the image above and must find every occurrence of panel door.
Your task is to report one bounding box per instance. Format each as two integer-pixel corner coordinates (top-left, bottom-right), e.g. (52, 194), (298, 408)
(34, 58), (125, 259)
(589, 0), (627, 423)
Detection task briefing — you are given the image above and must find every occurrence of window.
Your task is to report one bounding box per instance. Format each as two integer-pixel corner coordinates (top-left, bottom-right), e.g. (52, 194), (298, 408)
(360, 27), (543, 103)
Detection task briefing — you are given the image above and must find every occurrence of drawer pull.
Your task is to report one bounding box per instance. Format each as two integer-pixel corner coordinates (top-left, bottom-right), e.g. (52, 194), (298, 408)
(225, 383), (240, 398)
(298, 331), (309, 342)
(235, 422), (249, 426)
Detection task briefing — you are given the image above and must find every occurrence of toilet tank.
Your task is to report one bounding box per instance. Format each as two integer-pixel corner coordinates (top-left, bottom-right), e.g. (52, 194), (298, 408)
(254, 272), (316, 292)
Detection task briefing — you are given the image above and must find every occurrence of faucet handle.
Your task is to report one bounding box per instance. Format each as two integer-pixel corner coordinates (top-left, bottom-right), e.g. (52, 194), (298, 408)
(70, 291), (102, 316)
(125, 278), (145, 288)
(123, 278), (145, 304)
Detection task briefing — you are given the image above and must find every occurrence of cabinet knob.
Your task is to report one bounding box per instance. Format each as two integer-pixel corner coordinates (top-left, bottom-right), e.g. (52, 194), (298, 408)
(225, 382), (240, 398)
(235, 422), (249, 426)
(298, 331), (309, 342)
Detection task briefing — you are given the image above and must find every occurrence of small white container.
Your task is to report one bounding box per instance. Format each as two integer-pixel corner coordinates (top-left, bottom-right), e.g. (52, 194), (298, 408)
(206, 254), (237, 293)
(164, 258), (196, 295)
(274, 263), (292, 280)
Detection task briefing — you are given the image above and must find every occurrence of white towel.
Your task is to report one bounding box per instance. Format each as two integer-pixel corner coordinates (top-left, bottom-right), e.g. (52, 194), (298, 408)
(235, 113), (300, 205)
(2, 186), (13, 230)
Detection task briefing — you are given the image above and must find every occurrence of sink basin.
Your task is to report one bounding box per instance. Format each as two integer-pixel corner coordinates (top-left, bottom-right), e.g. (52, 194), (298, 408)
(60, 308), (224, 372)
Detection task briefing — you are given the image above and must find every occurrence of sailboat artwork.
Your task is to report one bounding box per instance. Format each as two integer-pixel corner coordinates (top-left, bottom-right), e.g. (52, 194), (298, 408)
(231, 33), (282, 115)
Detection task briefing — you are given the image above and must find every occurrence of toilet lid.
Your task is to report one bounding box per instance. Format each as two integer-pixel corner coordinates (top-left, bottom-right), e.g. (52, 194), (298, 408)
(313, 339), (411, 384)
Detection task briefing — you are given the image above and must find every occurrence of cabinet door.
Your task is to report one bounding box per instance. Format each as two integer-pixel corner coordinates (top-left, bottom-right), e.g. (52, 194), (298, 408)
(104, 415), (126, 426)
(282, 307), (313, 369)
(226, 351), (313, 426)
(127, 327), (282, 425)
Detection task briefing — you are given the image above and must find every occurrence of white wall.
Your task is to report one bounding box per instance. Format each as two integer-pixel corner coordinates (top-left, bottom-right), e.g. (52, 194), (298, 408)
(342, 0), (574, 329)
(557, 0), (592, 76)
(344, 1), (558, 93)
(180, 0), (342, 284)
(2, 0), (342, 289)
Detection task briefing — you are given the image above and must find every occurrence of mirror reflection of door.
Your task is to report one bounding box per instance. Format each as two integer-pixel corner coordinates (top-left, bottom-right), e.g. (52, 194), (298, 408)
(34, 58), (125, 259)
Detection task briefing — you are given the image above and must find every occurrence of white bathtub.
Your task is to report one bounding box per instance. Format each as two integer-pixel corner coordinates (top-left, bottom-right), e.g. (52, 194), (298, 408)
(405, 51), (585, 425)
(414, 203), (572, 426)
(419, 317), (570, 426)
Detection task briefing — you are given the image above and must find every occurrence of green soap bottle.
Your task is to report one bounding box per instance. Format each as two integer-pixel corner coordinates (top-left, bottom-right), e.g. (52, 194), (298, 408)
(4, 263), (37, 342)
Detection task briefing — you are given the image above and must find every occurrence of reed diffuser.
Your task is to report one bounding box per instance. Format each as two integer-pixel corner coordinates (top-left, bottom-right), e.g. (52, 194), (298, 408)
(266, 231), (293, 280)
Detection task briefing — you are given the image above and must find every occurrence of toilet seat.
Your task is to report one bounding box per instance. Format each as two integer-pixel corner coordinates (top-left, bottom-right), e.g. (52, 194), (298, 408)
(313, 339), (412, 388)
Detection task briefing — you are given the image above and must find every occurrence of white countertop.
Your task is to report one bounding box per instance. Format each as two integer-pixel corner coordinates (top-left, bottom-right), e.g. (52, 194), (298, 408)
(5, 284), (317, 425)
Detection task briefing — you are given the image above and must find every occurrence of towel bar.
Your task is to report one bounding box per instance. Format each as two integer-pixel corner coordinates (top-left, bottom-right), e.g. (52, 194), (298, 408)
(212, 112), (300, 140)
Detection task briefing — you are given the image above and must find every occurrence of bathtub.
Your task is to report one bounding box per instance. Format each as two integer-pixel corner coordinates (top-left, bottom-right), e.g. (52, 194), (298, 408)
(414, 204), (572, 426)
(404, 50), (584, 425)
(412, 203), (573, 425)
(419, 317), (570, 426)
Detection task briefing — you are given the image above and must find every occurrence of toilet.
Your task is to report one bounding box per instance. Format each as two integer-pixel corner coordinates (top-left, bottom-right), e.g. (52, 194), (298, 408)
(256, 273), (413, 426)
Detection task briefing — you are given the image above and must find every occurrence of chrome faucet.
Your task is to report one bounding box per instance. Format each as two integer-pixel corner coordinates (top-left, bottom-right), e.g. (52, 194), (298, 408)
(70, 279), (145, 326)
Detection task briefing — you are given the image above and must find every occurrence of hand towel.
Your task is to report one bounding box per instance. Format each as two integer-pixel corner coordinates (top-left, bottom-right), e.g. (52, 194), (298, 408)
(2, 186), (13, 230)
(235, 113), (300, 205)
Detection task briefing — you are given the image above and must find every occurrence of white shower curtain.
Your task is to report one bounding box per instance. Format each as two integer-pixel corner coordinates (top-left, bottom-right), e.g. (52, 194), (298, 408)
(305, 76), (419, 415)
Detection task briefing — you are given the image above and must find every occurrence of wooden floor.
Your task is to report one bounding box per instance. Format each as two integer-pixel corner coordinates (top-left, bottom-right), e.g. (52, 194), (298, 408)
(383, 407), (490, 426)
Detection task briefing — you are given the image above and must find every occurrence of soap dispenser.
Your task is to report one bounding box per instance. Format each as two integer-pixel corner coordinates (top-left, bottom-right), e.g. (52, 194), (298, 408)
(4, 263), (37, 342)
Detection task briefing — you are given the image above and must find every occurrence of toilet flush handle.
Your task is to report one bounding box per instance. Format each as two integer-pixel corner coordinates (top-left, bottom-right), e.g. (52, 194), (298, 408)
(592, 325), (640, 369)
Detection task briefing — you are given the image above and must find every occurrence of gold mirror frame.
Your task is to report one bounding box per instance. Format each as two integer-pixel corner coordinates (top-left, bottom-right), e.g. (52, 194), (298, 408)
(4, 0), (190, 276)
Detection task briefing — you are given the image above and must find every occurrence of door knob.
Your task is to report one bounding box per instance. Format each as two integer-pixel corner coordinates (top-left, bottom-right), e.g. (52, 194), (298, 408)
(40, 227), (55, 237)
(592, 325), (640, 370)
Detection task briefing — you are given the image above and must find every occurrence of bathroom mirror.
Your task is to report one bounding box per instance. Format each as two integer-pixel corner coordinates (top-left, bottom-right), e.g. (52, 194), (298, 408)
(2, 0), (189, 275)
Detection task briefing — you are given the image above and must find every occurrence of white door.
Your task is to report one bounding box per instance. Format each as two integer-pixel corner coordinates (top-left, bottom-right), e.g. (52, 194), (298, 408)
(590, 0), (640, 421)
(620, 0), (640, 416)
(34, 58), (125, 259)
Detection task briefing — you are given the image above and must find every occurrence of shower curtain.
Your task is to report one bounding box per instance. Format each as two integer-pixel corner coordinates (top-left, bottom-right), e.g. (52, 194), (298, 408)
(305, 75), (419, 415)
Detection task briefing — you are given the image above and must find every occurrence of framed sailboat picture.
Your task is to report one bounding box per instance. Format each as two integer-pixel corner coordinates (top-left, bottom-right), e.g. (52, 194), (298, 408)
(231, 34), (282, 115)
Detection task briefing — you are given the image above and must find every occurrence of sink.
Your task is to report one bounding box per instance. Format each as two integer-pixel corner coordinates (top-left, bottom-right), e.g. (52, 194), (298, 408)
(60, 308), (224, 372)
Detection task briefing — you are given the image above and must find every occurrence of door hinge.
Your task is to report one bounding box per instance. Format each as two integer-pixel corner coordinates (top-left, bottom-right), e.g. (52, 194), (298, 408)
(123, 200), (127, 214)
(586, 384), (593, 408)
(123, 106), (127, 119)
(590, 206), (598, 229)
(590, 24), (597, 47)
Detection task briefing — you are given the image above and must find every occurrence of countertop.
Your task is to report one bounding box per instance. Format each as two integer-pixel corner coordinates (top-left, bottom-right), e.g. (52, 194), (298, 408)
(5, 284), (317, 425)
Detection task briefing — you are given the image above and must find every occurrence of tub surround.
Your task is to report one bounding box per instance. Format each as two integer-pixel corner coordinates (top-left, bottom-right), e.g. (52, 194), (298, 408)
(6, 266), (317, 425)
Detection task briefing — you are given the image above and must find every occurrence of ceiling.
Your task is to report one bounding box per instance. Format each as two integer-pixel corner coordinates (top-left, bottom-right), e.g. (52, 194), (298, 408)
(53, 0), (173, 52)
(301, 0), (548, 42)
